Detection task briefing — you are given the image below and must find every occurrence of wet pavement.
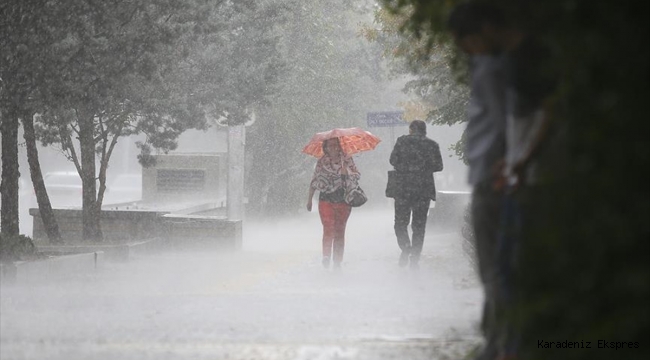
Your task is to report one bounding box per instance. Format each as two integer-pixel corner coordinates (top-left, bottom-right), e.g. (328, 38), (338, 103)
(1, 208), (482, 360)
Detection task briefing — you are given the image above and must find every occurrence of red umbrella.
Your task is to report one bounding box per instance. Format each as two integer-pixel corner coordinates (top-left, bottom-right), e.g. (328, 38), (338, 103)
(302, 127), (381, 158)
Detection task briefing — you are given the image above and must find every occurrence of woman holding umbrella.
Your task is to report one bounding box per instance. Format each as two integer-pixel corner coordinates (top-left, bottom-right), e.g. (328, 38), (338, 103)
(304, 128), (380, 270)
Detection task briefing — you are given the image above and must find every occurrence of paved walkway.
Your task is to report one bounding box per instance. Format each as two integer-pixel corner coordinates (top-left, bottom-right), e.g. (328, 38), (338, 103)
(1, 207), (482, 360)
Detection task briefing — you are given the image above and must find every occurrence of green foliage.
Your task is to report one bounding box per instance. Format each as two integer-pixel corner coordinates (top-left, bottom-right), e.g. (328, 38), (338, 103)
(363, 7), (469, 122)
(3, 0), (284, 161)
(0, 233), (36, 262)
(246, 0), (384, 216)
(361, 7), (469, 157)
(2, 0), (286, 240)
(29, 1), (219, 153)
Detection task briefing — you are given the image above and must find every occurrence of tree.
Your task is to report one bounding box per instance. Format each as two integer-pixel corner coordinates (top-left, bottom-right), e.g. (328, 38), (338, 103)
(361, 7), (470, 161)
(246, 0), (386, 216)
(0, 110), (20, 237)
(378, 1), (650, 359)
(11, 0), (283, 242)
(22, 112), (62, 243)
(23, 0), (212, 241)
(1, 0), (64, 243)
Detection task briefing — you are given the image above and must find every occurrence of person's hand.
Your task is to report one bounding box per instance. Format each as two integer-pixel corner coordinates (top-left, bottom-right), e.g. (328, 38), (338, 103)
(493, 173), (507, 192)
(512, 160), (527, 189)
(512, 163), (526, 191)
(513, 159), (526, 176)
(492, 158), (505, 177)
(491, 158), (507, 192)
(307, 199), (313, 212)
(340, 161), (348, 175)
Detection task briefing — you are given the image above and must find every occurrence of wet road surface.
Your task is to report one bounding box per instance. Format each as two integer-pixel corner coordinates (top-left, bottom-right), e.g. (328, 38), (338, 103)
(1, 208), (482, 360)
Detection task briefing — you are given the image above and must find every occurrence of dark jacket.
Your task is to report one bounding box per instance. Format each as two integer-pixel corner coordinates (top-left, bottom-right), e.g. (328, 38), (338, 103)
(388, 134), (443, 200)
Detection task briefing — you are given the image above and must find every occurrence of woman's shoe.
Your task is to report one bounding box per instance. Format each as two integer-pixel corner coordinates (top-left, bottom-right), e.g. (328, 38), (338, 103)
(399, 251), (409, 267)
(322, 256), (331, 269)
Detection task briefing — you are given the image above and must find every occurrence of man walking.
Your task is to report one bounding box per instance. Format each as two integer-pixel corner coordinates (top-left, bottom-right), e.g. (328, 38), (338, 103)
(388, 120), (443, 269)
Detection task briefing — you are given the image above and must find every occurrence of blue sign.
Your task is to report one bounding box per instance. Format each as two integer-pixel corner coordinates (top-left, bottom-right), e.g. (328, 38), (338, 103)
(367, 111), (408, 127)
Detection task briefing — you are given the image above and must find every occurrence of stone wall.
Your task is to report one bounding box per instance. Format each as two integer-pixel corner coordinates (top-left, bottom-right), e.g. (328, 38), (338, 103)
(30, 208), (166, 244)
(142, 153), (223, 203)
(162, 215), (242, 250)
(30, 208), (242, 250)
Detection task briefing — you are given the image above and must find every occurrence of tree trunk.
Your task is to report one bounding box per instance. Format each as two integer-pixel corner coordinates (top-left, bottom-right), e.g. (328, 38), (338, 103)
(22, 111), (62, 244)
(78, 108), (102, 242)
(0, 109), (20, 237)
(96, 121), (124, 212)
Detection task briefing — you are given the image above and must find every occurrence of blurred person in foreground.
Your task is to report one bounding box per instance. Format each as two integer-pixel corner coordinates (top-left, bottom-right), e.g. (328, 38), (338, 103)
(448, 3), (557, 360)
(447, 3), (508, 359)
(487, 8), (557, 360)
(307, 138), (360, 270)
(387, 120), (443, 270)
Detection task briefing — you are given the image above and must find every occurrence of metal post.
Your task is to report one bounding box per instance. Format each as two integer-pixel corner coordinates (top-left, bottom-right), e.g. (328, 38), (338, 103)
(227, 124), (245, 221)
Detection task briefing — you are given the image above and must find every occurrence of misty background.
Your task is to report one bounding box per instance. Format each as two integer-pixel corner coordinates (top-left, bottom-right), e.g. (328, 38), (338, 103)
(6, 0), (470, 237)
(1, 1), (481, 359)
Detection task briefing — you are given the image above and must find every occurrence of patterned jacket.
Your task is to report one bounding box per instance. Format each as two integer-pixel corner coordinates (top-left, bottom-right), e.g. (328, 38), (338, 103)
(310, 154), (360, 195)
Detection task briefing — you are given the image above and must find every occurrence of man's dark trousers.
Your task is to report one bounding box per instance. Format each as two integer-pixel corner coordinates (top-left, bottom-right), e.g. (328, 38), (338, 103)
(471, 180), (502, 359)
(394, 195), (431, 262)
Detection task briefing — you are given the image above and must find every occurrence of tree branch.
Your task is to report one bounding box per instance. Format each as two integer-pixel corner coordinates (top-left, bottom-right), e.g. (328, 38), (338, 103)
(59, 123), (82, 175)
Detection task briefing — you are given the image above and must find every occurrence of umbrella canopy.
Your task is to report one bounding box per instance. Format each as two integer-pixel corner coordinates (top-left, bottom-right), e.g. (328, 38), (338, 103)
(302, 127), (381, 158)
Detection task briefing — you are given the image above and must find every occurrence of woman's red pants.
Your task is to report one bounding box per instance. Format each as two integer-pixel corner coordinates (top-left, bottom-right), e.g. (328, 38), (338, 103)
(318, 200), (352, 264)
